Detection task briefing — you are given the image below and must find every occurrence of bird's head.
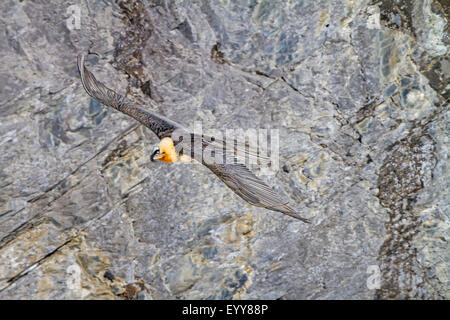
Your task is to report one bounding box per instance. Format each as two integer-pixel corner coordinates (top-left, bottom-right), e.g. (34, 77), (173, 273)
(151, 137), (193, 163)
(151, 137), (177, 163)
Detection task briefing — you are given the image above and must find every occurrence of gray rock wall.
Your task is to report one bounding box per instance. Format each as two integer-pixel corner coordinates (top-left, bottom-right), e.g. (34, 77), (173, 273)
(0, 0), (448, 299)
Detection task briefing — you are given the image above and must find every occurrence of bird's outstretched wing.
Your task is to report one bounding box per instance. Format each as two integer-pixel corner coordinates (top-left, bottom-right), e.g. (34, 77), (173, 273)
(175, 135), (309, 222)
(197, 135), (309, 223)
(202, 154), (310, 223)
(77, 54), (183, 139)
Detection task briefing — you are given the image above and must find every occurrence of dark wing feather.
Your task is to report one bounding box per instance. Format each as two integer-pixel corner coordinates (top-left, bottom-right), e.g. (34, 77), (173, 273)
(195, 133), (272, 166)
(204, 161), (310, 223)
(77, 54), (183, 139)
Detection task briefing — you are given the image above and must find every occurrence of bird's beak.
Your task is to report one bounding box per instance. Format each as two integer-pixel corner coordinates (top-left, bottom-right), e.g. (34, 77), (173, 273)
(151, 146), (160, 162)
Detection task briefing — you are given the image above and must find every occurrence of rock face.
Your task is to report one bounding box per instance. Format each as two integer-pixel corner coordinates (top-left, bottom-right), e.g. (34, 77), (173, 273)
(0, 0), (448, 299)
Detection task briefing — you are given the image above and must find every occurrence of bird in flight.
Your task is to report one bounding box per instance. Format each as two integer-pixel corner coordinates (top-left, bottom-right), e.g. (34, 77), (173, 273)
(77, 54), (310, 223)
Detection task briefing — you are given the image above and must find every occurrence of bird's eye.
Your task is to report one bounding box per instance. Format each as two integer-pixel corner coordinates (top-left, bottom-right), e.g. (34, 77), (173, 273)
(151, 148), (161, 162)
